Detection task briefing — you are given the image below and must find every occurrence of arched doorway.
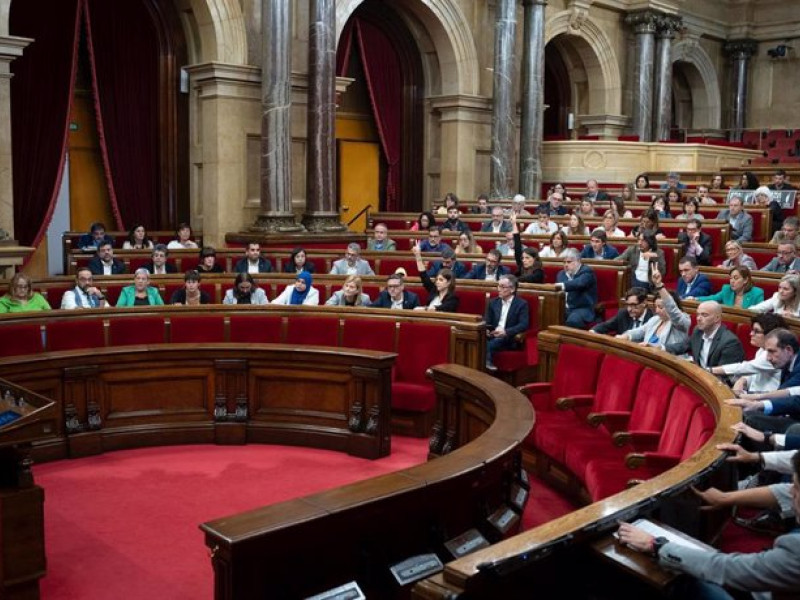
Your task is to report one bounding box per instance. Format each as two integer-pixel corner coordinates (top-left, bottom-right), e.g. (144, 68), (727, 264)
(336, 0), (424, 214)
(544, 44), (572, 139)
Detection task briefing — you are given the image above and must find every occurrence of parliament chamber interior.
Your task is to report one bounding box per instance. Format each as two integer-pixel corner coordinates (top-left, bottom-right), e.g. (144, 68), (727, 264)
(1, 0), (800, 599)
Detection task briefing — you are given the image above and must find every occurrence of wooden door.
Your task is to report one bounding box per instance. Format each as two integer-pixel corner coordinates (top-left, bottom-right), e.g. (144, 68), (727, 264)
(338, 141), (380, 233)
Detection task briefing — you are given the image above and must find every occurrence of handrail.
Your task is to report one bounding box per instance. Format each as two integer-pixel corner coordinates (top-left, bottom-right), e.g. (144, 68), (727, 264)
(346, 203), (373, 228)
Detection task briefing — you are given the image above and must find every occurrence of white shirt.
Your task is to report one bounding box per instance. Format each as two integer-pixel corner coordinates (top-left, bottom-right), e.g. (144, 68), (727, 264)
(721, 348), (780, 393)
(167, 240), (198, 250)
(102, 261), (113, 276)
(635, 254), (650, 283)
(391, 297), (404, 310)
(61, 287), (107, 310)
(152, 264), (167, 275)
(247, 261), (260, 274)
(700, 324), (721, 368)
(524, 222), (557, 235)
(497, 297), (513, 331)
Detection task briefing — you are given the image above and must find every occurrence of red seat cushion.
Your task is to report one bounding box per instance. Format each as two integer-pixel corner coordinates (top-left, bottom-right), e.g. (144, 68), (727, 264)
(457, 290), (488, 317)
(229, 315), (282, 344)
(342, 318), (396, 352)
(0, 323), (43, 357)
(285, 316), (339, 347)
(392, 382), (437, 412)
(170, 316), (225, 343)
(47, 319), (105, 351)
(395, 322), (450, 385)
(109, 316), (165, 346)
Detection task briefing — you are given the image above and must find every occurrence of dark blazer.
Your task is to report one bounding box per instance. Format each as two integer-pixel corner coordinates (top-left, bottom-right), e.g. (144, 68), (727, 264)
(539, 203), (569, 216)
(485, 296), (529, 339)
(427, 260), (468, 279)
(676, 273), (712, 299)
(512, 233), (545, 283)
(556, 264), (597, 312)
(419, 268), (459, 312)
(369, 289), (420, 310)
(583, 191), (609, 202)
(169, 289), (211, 304)
(580, 244), (619, 260)
(142, 261), (177, 275)
(234, 257), (273, 273)
(439, 219), (470, 234)
(689, 325), (745, 369)
(464, 263), (509, 281)
(677, 231), (713, 266)
(88, 256), (126, 275)
(78, 233), (114, 250)
(778, 355), (800, 390)
(592, 308), (654, 335)
(196, 264), (224, 274)
(480, 220), (512, 233)
(282, 262), (315, 274)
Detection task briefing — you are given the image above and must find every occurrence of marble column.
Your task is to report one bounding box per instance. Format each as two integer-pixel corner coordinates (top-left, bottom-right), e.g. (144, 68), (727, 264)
(625, 11), (658, 142)
(303, 0), (345, 232)
(519, 0), (546, 200)
(490, 0), (517, 200)
(652, 15), (681, 142)
(251, 0), (302, 232)
(0, 36), (31, 240)
(724, 40), (758, 143)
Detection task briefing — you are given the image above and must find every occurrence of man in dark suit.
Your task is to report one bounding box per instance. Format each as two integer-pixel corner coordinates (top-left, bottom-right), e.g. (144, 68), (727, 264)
(484, 274), (529, 371)
(676, 256), (711, 299)
(233, 242), (274, 273)
(583, 179), (609, 203)
(142, 244), (177, 275)
(690, 301), (745, 370)
(554, 249), (598, 329)
(464, 249), (508, 281)
(78, 222), (114, 251)
(591, 287), (653, 335)
(427, 246), (468, 279)
(480, 206), (512, 233)
(369, 273), (420, 310)
(677, 219), (713, 266)
(87, 242), (126, 276)
(580, 230), (620, 260)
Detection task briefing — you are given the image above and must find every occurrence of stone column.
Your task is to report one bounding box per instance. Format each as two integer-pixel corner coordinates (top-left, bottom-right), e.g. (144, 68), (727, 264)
(625, 11), (658, 142)
(519, 0), (546, 200)
(490, 0), (517, 200)
(724, 39), (758, 143)
(303, 0), (345, 232)
(0, 36), (32, 240)
(251, 0), (302, 232)
(652, 15), (681, 142)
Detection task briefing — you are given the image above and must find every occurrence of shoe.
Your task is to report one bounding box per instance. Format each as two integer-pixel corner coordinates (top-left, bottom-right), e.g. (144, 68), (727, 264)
(734, 511), (789, 536)
(485, 362), (498, 373)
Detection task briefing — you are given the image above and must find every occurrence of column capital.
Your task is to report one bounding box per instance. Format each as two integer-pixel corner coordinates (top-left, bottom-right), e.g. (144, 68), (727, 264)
(655, 14), (682, 38)
(522, 0), (548, 6)
(625, 10), (659, 35)
(723, 39), (758, 59)
(0, 35), (32, 60)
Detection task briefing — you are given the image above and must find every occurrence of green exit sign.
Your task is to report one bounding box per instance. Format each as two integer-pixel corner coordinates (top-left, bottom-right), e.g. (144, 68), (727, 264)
(69, 122), (79, 131)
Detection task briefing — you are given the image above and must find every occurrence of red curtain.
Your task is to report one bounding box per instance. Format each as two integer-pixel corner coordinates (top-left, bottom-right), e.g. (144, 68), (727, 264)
(352, 19), (404, 212)
(84, 0), (160, 231)
(10, 0), (82, 247)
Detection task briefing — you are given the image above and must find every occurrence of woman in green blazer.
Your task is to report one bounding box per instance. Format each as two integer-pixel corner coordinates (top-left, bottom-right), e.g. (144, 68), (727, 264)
(116, 269), (164, 307)
(695, 266), (764, 309)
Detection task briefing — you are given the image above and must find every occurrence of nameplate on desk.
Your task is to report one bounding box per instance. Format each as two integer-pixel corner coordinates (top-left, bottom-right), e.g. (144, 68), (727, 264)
(389, 553), (443, 586)
(305, 581), (365, 600)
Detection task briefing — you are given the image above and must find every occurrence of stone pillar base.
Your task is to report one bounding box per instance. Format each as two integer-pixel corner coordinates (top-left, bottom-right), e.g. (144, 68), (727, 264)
(302, 213), (348, 233)
(249, 214), (305, 233)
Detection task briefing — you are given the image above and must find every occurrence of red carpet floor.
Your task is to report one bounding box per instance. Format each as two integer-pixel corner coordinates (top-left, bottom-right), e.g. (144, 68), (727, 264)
(34, 441), (575, 599)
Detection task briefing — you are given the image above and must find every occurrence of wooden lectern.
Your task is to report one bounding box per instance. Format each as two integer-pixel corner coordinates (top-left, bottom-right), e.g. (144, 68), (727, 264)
(0, 379), (56, 600)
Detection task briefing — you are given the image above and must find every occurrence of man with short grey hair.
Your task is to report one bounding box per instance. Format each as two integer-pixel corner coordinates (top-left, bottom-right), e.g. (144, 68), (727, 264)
(330, 243), (375, 276)
(554, 248), (597, 328)
(717, 196), (753, 242)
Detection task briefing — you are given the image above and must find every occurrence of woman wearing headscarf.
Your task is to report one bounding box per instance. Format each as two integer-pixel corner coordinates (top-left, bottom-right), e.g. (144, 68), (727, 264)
(272, 271), (320, 305)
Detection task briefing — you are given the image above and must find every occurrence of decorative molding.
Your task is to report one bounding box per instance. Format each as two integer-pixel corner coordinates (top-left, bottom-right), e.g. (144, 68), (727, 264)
(723, 38), (759, 58)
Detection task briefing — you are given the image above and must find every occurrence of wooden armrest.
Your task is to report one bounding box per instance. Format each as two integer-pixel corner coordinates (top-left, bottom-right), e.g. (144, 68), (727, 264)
(513, 332), (527, 344)
(517, 382), (551, 395)
(589, 411), (632, 432)
(555, 394), (594, 410)
(624, 453), (646, 469)
(639, 452), (680, 470)
(586, 412), (605, 427)
(619, 430), (660, 451)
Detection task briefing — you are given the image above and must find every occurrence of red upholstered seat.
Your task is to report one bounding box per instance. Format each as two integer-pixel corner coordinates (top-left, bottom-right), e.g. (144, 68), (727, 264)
(735, 323), (757, 361)
(457, 290), (488, 317)
(169, 315), (225, 343)
(177, 256), (200, 272)
(229, 315), (282, 344)
(41, 286), (71, 310)
(520, 344), (605, 413)
(342, 318), (396, 352)
(101, 284), (125, 306)
(0, 323), (43, 357)
(128, 257), (150, 272)
(285, 316), (339, 347)
(376, 257), (417, 277)
(494, 293), (540, 374)
(109, 316), (165, 346)
(392, 321), (450, 414)
(47, 319), (105, 351)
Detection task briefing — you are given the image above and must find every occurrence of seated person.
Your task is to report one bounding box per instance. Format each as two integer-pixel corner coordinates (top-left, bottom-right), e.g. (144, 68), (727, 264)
(650, 194), (672, 219)
(167, 222), (198, 249)
(708, 313), (786, 395)
(600, 210), (626, 238)
(271, 271), (320, 306)
(721, 240), (757, 270)
(196, 246), (225, 273)
(617, 266), (690, 355)
(440, 204), (470, 235)
(675, 197), (703, 221)
(234, 242), (273, 273)
(676, 256), (711, 299)
(580, 229), (619, 260)
(689, 300), (745, 369)
(325, 275), (370, 306)
(696, 183), (716, 205)
(170, 270), (211, 305)
(282, 247), (314, 274)
(484, 274), (529, 371)
(577, 198), (595, 218)
(755, 184), (785, 235)
(770, 217), (800, 248)
(554, 249), (597, 329)
(510, 214), (545, 283)
(223, 273), (269, 305)
(435, 192), (460, 216)
(634, 173), (650, 190)
(629, 208), (665, 239)
(122, 224), (153, 250)
(619, 231), (666, 291)
(610, 195), (633, 219)
(561, 213), (590, 237)
(678, 219), (712, 266)
(116, 269), (164, 307)
(709, 173), (724, 191)
(61, 267), (108, 309)
(427, 246), (468, 279)
(142, 244), (177, 275)
(496, 231), (515, 257)
(410, 211), (436, 233)
(536, 191), (569, 217)
(367, 223), (396, 251)
(591, 287), (652, 335)
(539, 230), (569, 259)
(329, 243), (375, 276)
(455, 230), (480, 256)
(695, 266), (764, 309)
(750, 274), (800, 318)
(418, 227), (451, 253)
(508, 194), (532, 217)
(0, 273), (50, 313)
(583, 178), (609, 202)
(769, 168), (797, 192)
(761, 242), (800, 273)
(78, 221), (114, 251)
(480, 206), (511, 233)
(469, 194), (489, 214)
(464, 249), (508, 281)
(660, 170), (687, 190)
(412, 242), (459, 312)
(88, 241), (126, 275)
(524, 208), (559, 235)
(717, 196), (753, 242)
(369, 273), (420, 310)
(552, 182), (573, 203)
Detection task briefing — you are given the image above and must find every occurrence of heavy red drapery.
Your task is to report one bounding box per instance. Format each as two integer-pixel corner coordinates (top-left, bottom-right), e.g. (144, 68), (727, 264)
(10, 0), (82, 247)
